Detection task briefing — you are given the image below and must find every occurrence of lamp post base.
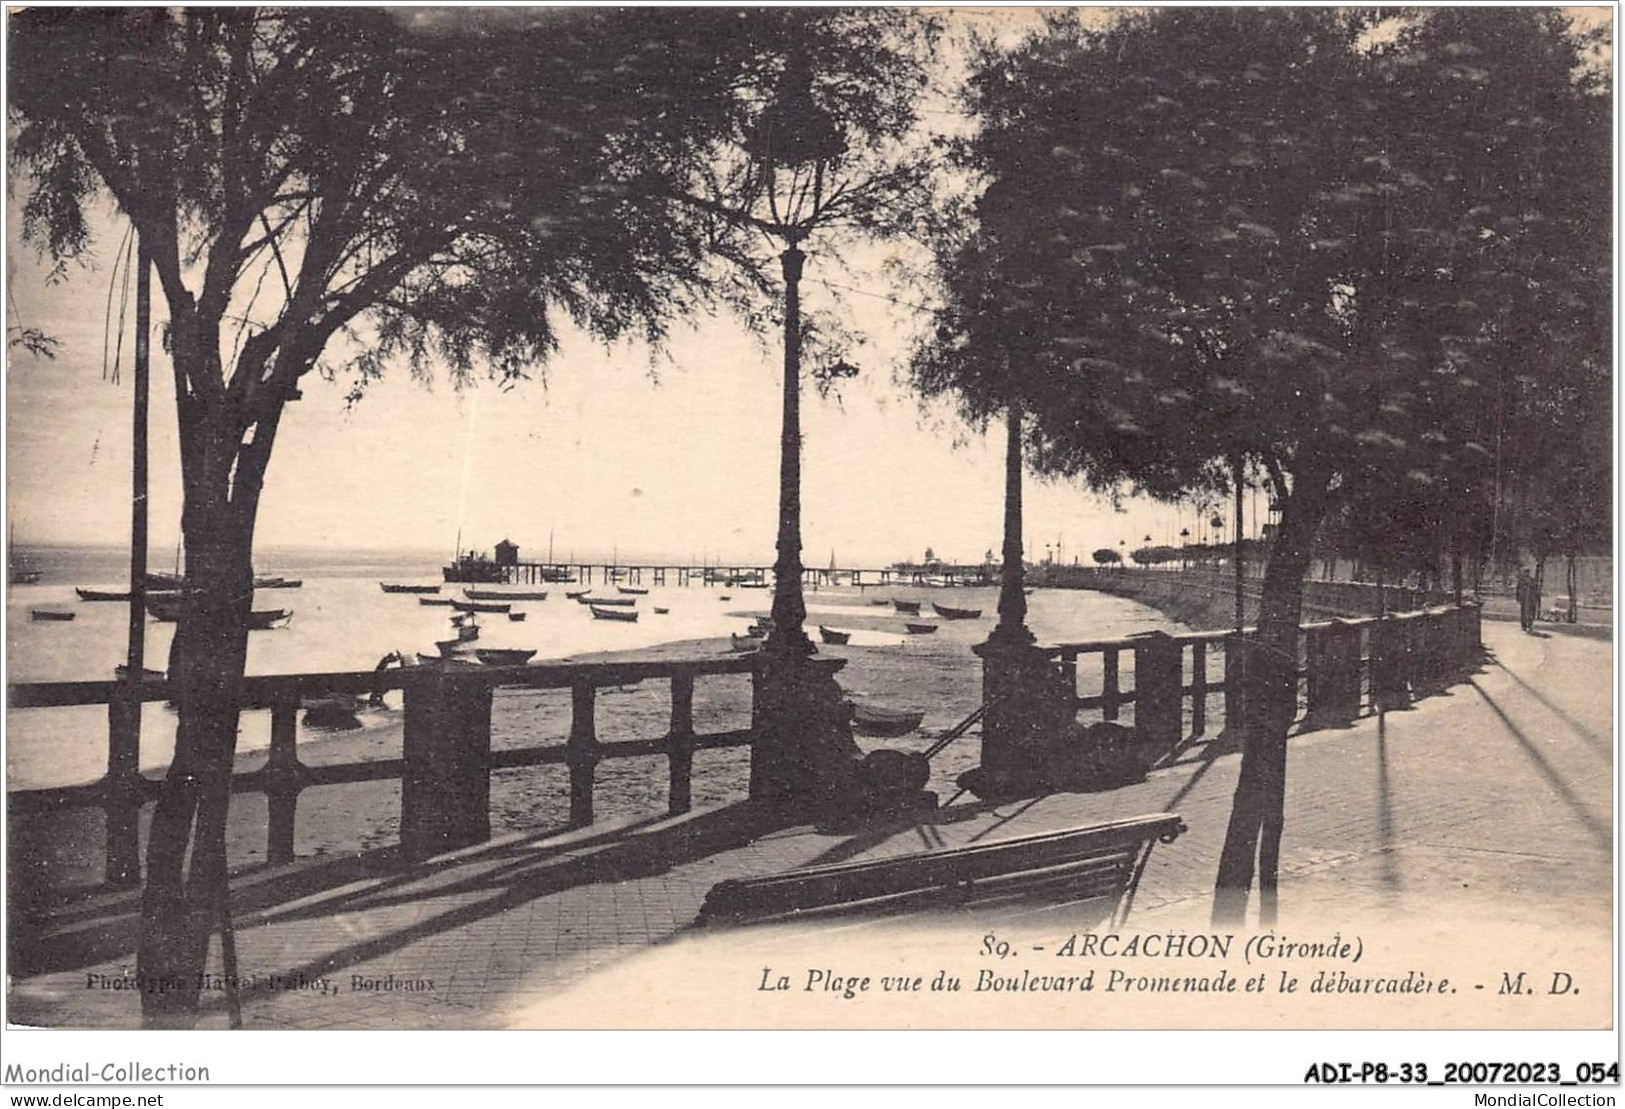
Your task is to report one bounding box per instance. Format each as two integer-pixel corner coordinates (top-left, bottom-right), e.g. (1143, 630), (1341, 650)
(964, 638), (1073, 799)
(749, 654), (935, 823)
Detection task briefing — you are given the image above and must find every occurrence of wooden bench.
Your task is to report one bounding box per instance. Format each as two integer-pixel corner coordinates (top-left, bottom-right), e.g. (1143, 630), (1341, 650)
(697, 811), (1186, 927)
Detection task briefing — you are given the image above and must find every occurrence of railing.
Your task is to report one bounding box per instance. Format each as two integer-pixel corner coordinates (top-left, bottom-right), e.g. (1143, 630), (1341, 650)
(1043, 603), (1483, 761)
(8, 656), (759, 884)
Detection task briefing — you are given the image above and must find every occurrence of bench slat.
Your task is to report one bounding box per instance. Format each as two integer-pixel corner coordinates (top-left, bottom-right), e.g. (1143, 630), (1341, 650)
(700, 811), (1185, 924)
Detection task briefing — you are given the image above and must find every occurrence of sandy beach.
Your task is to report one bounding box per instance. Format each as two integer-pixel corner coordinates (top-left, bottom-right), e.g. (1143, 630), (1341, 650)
(8, 586), (1192, 904)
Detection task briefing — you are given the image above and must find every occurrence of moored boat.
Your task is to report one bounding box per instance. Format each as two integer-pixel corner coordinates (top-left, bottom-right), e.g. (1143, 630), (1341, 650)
(476, 648), (536, 666)
(381, 582), (440, 594)
(31, 608), (75, 622)
(418, 651), (479, 666)
(451, 599), (511, 614)
(653, 606), (670, 614)
(589, 603), (638, 622)
(508, 612), (527, 622)
(442, 550), (505, 584)
(892, 599), (921, 615)
(932, 602), (983, 620)
(730, 632), (762, 652)
(818, 625), (850, 645)
(245, 608), (293, 630)
(576, 595), (634, 607)
(617, 585), (649, 595)
(419, 597), (455, 606)
(255, 576), (302, 589)
(905, 622), (938, 635)
(78, 587), (170, 602)
(564, 589), (590, 599)
(466, 588), (547, 601)
(850, 703), (925, 737)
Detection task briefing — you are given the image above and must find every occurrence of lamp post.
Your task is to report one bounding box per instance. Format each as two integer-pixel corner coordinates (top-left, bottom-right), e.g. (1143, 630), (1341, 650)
(734, 60), (863, 814)
(741, 60), (847, 662)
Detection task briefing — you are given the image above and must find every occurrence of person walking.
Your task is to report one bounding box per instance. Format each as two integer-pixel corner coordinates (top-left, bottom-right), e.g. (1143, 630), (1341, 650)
(1515, 568), (1535, 632)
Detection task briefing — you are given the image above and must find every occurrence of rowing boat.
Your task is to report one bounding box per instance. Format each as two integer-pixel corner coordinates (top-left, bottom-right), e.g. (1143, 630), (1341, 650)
(31, 608), (75, 622)
(891, 599), (921, 615)
(476, 648), (536, 666)
(818, 625), (850, 645)
(466, 588), (547, 601)
(451, 599), (511, 614)
(78, 587), (170, 602)
(564, 589), (590, 599)
(381, 582), (440, 594)
(905, 622), (938, 635)
(589, 604), (638, 622)
(653, 607), (670, 614)
(419, 597), (455, 606)
(730, 632), (762, 652)
(245, 608), (293, 630)
(617, 585), (649, 595)
(851, 703), (925, 737)
(932, 602), (983, 620)
(577, 595), (634, 607)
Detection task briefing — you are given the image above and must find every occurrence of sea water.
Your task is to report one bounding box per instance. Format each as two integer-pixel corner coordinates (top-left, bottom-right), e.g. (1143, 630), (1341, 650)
(5, 546), (1186, 789)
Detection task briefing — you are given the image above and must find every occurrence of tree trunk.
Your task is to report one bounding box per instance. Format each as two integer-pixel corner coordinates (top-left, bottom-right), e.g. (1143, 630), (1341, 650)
(137, 470), (255, 1025)
(1212, 469), (1329, 927)
(1566, 553), (1577, 623)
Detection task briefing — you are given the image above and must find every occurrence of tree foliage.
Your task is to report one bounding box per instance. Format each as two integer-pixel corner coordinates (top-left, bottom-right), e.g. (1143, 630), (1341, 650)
(8, 6), (936, 1023)
(914, 7), (1610, 922)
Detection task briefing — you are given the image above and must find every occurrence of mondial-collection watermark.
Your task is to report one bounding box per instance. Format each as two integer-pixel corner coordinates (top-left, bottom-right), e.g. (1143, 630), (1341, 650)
(3, 1063), (209, 1084)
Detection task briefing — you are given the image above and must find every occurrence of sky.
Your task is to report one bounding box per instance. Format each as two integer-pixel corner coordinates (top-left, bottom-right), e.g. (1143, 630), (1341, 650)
(5, 213), (1212, 569)
(1, 7), (1234, 570)
(21, 6), (1606, 569)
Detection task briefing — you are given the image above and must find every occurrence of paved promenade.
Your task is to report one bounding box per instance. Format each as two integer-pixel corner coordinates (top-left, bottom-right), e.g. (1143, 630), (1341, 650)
(7, 623), (1611, 1029)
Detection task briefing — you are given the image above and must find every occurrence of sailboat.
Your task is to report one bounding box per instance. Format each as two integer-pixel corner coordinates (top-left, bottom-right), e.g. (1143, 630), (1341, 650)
(8, 524), (42, 584)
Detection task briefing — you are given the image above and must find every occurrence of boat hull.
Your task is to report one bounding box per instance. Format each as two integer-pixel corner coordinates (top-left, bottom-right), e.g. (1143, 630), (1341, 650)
(466, 589), (547, 601)
(476, 648), (537, 666)
(818, 625), (850, 645)
(381, 583), (440, 594)
(851, 704), (925, 737)
(589, 604), (638, 622)
(451, 599), (511, 614)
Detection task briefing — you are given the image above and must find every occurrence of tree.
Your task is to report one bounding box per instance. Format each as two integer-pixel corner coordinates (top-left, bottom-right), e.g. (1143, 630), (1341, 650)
(1091, 548), (1120, 567)
(7, 7), (850, 1024)
(915, 8), (1608, 924)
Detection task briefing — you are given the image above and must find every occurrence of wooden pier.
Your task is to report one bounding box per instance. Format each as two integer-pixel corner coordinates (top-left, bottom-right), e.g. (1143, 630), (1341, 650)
(500, 561), (1000, 589)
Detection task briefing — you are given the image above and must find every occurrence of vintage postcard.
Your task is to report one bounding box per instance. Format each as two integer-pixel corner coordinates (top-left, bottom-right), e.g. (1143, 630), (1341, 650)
(2, 3), (1615, 1088)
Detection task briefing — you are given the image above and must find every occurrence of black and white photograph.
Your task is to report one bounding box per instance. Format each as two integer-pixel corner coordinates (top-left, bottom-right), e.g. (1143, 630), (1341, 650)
(1, 1), (1616, 1086)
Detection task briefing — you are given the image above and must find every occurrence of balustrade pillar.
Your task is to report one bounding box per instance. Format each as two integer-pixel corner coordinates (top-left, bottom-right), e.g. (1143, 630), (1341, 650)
(401, 672), (493, 859)
(1130, 631), (1182, 758)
